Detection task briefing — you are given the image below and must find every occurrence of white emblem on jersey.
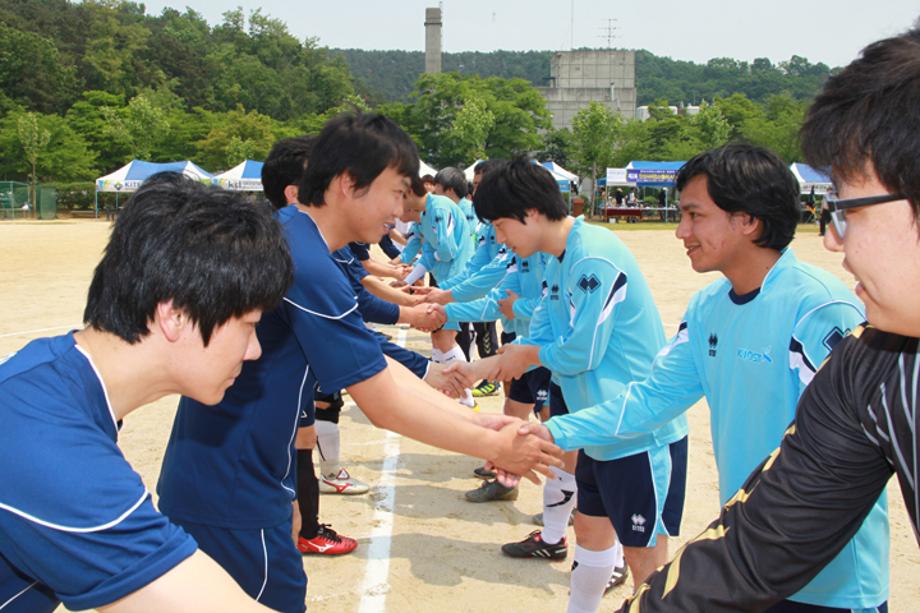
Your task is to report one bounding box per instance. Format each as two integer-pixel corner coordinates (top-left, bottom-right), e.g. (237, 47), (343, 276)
(631, 513), (647, 533)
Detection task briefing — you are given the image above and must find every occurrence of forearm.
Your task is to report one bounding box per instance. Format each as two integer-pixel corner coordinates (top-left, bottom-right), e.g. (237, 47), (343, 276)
(362, 276), (416, 306)
(362, 258), (402, 279)
(348, 359), (500, 459)
(101, 550), (273, 612)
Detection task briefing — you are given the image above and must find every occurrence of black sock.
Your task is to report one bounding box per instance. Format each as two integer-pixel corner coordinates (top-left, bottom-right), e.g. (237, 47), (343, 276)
(297, 448), (320, 539)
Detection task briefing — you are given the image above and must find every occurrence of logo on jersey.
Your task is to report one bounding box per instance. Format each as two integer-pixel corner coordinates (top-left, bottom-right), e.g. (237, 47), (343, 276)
(822, 327), (847, 352)
(737, 347), (773, 364)
(541, 280), (549, 299)
(708, 333), (718, 357)
(631, 514), (647, 533)
(576, 273), (601, 293)
(550, 284), (560, 300)
(521, 259), (530, 272)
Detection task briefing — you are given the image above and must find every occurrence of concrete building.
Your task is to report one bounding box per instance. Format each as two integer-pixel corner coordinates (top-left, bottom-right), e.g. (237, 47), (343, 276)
(424, 7), (442, 74)
(538, 50), (637, 130)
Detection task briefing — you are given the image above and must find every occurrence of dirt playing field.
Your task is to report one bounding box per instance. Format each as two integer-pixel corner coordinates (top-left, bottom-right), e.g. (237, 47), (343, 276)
(1, 218), (915, 612)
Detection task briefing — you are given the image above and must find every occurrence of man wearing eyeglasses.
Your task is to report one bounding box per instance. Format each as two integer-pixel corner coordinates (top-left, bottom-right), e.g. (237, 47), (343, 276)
(606, 24), (920, 613)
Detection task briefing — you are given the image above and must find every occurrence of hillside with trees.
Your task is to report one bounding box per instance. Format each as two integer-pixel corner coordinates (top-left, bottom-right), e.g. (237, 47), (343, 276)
(0, 0), (830, 209)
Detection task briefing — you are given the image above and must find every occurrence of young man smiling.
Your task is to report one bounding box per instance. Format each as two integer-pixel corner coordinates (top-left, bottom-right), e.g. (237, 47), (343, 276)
(614, 25), (920, 612)
(156, 114), (561, 612)
(469, 158), (688, 612)
(529, 144), (889, 613)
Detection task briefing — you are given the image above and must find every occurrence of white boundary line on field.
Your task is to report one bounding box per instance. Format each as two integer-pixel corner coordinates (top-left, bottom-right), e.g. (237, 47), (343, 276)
(0, 324), (77, 339)
(357, 326), (406, 613)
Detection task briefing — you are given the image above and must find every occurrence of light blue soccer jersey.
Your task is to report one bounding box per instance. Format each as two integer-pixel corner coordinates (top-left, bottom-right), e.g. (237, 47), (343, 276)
(0, 334), (197, 612)
(400, 222), (421, 263)
(412, 193), (474, 282)
(442, 222), (513, 301)
(523, 216), (688, 461)
(445, 252), (548, 337)
(546, 248), (889, 608)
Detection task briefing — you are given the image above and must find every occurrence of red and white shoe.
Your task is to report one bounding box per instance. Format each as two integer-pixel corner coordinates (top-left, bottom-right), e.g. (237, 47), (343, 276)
(319, 468), (369, 495)
(297, 525), (358, 556)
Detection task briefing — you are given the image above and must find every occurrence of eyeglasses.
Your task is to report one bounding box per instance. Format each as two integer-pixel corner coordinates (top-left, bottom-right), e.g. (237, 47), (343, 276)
(825, 193), (906, 238)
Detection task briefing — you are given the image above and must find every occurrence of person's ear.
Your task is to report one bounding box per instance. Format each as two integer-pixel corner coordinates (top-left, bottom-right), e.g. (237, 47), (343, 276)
(283, 184), (299, 205)
(154, 300), (187, 343)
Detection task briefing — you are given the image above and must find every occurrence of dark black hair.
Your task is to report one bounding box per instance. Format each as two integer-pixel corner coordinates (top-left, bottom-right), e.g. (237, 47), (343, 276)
(298, 113), (419, 207)
(676, 144), (799, 250)
(474, 157), (567, 223)
(801, 27), (920, 220)
(84, 174), (292, 345)
(473, 159), (499, 177)
(262, 136), (315, 209)
(434, 166), (468, 199)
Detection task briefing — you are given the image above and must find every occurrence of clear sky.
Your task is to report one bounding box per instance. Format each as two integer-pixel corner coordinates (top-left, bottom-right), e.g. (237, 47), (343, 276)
(140, 0), (918, 68)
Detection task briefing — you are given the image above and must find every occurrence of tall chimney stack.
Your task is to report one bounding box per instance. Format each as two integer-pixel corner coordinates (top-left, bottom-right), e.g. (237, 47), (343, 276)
(424, 7), (442, 74)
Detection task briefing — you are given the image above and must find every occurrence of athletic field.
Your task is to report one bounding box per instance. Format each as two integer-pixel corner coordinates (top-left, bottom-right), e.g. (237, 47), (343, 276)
(2, 219), (915, 612)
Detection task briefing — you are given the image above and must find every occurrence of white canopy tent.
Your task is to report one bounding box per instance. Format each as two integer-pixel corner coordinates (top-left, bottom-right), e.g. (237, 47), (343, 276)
(789, 163), (833, 195)
(541, 161), (578, 183)
(212, 160), (264, 191)
(94, 160), (214, 216)
(419, 160), (438, 178)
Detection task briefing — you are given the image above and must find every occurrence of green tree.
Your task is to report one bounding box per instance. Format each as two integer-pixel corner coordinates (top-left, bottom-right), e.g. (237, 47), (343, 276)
(102, 92), (170, 160)
(195, 107), (279, 170)
(16, 113), (50, 210)
(570, 101), (621, 212)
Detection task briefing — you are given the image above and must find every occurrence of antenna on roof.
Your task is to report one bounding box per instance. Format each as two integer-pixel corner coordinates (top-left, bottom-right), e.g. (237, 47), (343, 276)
(598, 18), (618, 49)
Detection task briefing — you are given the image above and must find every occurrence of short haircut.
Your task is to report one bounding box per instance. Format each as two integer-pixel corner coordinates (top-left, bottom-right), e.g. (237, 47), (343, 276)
(84, 174), (293, 345)
(474, 157), (568, 223)
(298, 113), (419, 207)
(801, 26), (920, 220)
(676, 144), (799, 250)
(262, 136), (315, 209)
(473, 160), (499, 177)
(434, 167), (468, 199)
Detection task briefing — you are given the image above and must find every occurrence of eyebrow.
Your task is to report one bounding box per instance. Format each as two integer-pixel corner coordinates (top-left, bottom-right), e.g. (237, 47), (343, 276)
(679, 202), (699, 212)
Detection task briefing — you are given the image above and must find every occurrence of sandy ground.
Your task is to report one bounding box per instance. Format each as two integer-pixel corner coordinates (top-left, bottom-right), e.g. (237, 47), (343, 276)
(0, 218), (916, 612)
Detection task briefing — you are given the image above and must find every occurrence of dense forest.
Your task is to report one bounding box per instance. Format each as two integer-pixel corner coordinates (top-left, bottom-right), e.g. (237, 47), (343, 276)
(0, 0), (830, 208)
(334, 48), (835, 105)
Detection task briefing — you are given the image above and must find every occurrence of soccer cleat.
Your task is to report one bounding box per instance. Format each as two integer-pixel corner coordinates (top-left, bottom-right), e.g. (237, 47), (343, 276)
(531, 511), (575, 527)
(473, 465), (496, 479)
(472, 379), (500, 397)
(319, 468), (369, 495)
(604, 562), (630, 594)
(297, 524), (358, 556)
(464, 480), (519, 503)
(501, 530), (567, 560)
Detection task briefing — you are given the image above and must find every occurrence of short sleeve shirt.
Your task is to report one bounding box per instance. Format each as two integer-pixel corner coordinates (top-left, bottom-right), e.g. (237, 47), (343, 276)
(0, 334), (196, 612)
(157, 206), (387, 529)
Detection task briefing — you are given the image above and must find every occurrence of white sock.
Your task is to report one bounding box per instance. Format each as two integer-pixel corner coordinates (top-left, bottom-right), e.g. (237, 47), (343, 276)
(314, 420), (340, 477)
(541, 466), (577, 545)
(568, 544), (619, 613)
(440, 345), (475, 407)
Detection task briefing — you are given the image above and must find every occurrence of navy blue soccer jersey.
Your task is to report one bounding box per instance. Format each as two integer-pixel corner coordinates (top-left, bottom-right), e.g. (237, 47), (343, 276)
(157, 206), (387, 529)
(0, 333), (197, 612)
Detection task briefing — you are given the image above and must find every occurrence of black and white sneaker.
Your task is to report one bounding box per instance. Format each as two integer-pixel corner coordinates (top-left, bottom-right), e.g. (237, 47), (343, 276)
(604, 562), (629, 594)
(501, 530), (568, 560)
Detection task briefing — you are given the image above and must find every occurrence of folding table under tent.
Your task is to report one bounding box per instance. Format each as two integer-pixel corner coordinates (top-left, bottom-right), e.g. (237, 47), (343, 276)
(94, 160), (214, 217)
(789, 163), (832, 195)
(212, 160), (265, 191)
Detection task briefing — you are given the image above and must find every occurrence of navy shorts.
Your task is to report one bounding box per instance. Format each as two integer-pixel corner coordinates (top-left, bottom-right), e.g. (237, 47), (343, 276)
(575, 436), (688, 548)
(172, 517), (306, 613)
(548, 382), (569, 418)
(509, 366), (551, 412)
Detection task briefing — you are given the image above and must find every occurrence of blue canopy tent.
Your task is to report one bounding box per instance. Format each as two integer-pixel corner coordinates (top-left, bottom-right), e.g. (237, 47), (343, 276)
(213, 160), (265, 191)
(94, 160), (214, 217)
(789, 163), (832, 195)
(626, 161), (686, 187)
